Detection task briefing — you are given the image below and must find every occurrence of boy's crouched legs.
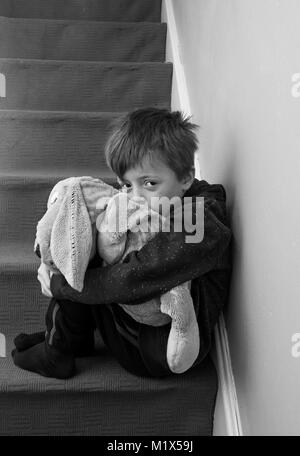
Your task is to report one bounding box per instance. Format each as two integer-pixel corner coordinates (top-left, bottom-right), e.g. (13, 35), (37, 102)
(138, 322), (175, 378)
(12, 298), (95, 379)
(91, 304), (152, 378)
(91, 304), (175, 378)
(45, 298), (95, 358)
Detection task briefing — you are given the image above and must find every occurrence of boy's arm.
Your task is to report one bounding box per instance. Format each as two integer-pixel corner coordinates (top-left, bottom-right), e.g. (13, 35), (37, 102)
(50, 199), (232, 305)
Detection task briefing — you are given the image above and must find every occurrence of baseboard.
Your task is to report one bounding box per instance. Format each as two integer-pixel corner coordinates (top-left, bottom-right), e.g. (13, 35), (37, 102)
(161, 0), (242, 436)
(214, 314), (243, 436)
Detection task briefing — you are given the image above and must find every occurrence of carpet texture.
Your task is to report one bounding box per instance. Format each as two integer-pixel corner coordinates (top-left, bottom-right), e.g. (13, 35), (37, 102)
(0, 0), (162, 22)
(0, 17), (167, 62)
(0, 59), (172, 111)
(0, 0), (218, 436)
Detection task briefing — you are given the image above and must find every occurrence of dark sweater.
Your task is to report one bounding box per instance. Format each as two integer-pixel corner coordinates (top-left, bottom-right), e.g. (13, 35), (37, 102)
(50, 178), (233, 362)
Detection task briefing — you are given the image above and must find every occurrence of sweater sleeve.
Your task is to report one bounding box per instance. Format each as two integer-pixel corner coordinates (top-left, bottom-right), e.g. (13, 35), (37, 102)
(50, 199), (232, 305)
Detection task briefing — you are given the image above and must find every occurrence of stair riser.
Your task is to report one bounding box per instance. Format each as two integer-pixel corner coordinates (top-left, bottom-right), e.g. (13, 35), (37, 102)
(0, 273), (46, 337)
(0, 180), (56, 242)
(0, 387), (209, 436)
(0, 0), (162, 22)
(0, 60), (172, 111)
(0, 112), (120, 174)
(0, 18), (166, 62)
(0, 176), (117, 242)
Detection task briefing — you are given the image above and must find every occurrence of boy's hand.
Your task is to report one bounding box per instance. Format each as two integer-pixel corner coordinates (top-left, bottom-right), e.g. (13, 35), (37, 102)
(37, 263), (54, 298)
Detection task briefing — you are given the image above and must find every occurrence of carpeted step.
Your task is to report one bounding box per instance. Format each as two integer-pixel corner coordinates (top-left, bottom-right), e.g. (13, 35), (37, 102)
(0, 241), (216, 437)
(0, 110), (123, 175)
(0, 17), (167, 62)
(0, 241), (39, 273)
(0, 334), (217, 436)
(0, 0), (162, 22)
(0, 241), (46, 336)
(0, 174), (118, 244)
(0, 59), (172, 111)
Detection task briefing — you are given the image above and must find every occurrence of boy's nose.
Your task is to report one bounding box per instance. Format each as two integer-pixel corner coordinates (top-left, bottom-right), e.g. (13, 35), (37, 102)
(132, 186), (144, 199)
(130, 188), (150, 207)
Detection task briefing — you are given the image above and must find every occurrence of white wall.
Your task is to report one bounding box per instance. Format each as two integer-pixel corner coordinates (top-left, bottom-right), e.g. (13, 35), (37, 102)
(169, 0), (300, 435)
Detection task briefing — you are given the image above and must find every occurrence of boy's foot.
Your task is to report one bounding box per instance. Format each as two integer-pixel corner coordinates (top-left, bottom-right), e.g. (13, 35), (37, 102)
(11, 341), (76, 379)
(14, 331), (46, 351)
(14, 331), (95, 357)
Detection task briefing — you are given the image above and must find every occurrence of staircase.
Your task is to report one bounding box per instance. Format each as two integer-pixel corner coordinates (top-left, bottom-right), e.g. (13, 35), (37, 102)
(0, 0), (218, 435)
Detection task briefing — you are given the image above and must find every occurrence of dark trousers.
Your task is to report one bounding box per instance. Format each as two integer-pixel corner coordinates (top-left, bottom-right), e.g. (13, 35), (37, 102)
(45, 297), (175, 378)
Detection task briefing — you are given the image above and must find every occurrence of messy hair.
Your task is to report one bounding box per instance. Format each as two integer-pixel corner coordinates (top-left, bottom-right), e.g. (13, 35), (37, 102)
(104, 108), (199, 181)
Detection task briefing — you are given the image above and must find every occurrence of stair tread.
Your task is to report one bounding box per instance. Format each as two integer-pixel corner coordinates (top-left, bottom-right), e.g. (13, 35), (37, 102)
(0, 241), (38, 268)
(0, 15), (165, 27)
(0, 0), (162, 22)
(0, 57), (171, 66)
(0, 173), (117, 192)
(0, 337), (162, 393)
(0, 241), (60, 273)
(1, 335), (207, 394)
(0, 334), (216, 436)
(0, 108), (124, 117)
(0, 170), (117, 181)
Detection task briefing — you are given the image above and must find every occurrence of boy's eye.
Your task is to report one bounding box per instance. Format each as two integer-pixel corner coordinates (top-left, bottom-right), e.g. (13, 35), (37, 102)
(121, 183), (132, 191)
(144, 181), (157, 188)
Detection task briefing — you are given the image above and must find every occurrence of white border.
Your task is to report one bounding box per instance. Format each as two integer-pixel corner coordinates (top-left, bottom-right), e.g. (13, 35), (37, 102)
(162, 0), (242, 436)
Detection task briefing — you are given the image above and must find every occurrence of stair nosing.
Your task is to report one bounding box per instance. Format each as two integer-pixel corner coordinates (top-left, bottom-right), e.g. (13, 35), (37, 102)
(0, 57), (172, 67)
(0, 109), (126, 117)
(0, 15), (167, 28)
(0, 173), (117, 182)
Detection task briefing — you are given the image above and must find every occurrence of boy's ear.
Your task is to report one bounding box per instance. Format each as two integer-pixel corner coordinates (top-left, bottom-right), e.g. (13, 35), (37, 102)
(181, 167), (195, 191)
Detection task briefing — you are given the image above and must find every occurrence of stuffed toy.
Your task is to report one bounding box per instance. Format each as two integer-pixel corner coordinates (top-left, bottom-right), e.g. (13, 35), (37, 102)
(34, 176), (200, 374)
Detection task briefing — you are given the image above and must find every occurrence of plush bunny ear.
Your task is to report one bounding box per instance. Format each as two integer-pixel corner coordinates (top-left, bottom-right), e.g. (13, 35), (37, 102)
(51, 180), (93, 292)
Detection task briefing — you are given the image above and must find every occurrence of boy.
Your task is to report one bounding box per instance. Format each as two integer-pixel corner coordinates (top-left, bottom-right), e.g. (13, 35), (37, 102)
(12, 108), (232, 379)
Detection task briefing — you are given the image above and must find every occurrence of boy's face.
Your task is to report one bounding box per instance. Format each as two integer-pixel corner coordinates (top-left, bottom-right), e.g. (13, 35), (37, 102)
(119, 157), (194, 210)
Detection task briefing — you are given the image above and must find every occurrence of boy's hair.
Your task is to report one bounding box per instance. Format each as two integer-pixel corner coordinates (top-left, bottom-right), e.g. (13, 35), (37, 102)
(104, 108), (199, 181)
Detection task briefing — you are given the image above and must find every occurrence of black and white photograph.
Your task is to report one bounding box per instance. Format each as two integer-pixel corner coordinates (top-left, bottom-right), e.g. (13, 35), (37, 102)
(0, 0), (298, 440)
